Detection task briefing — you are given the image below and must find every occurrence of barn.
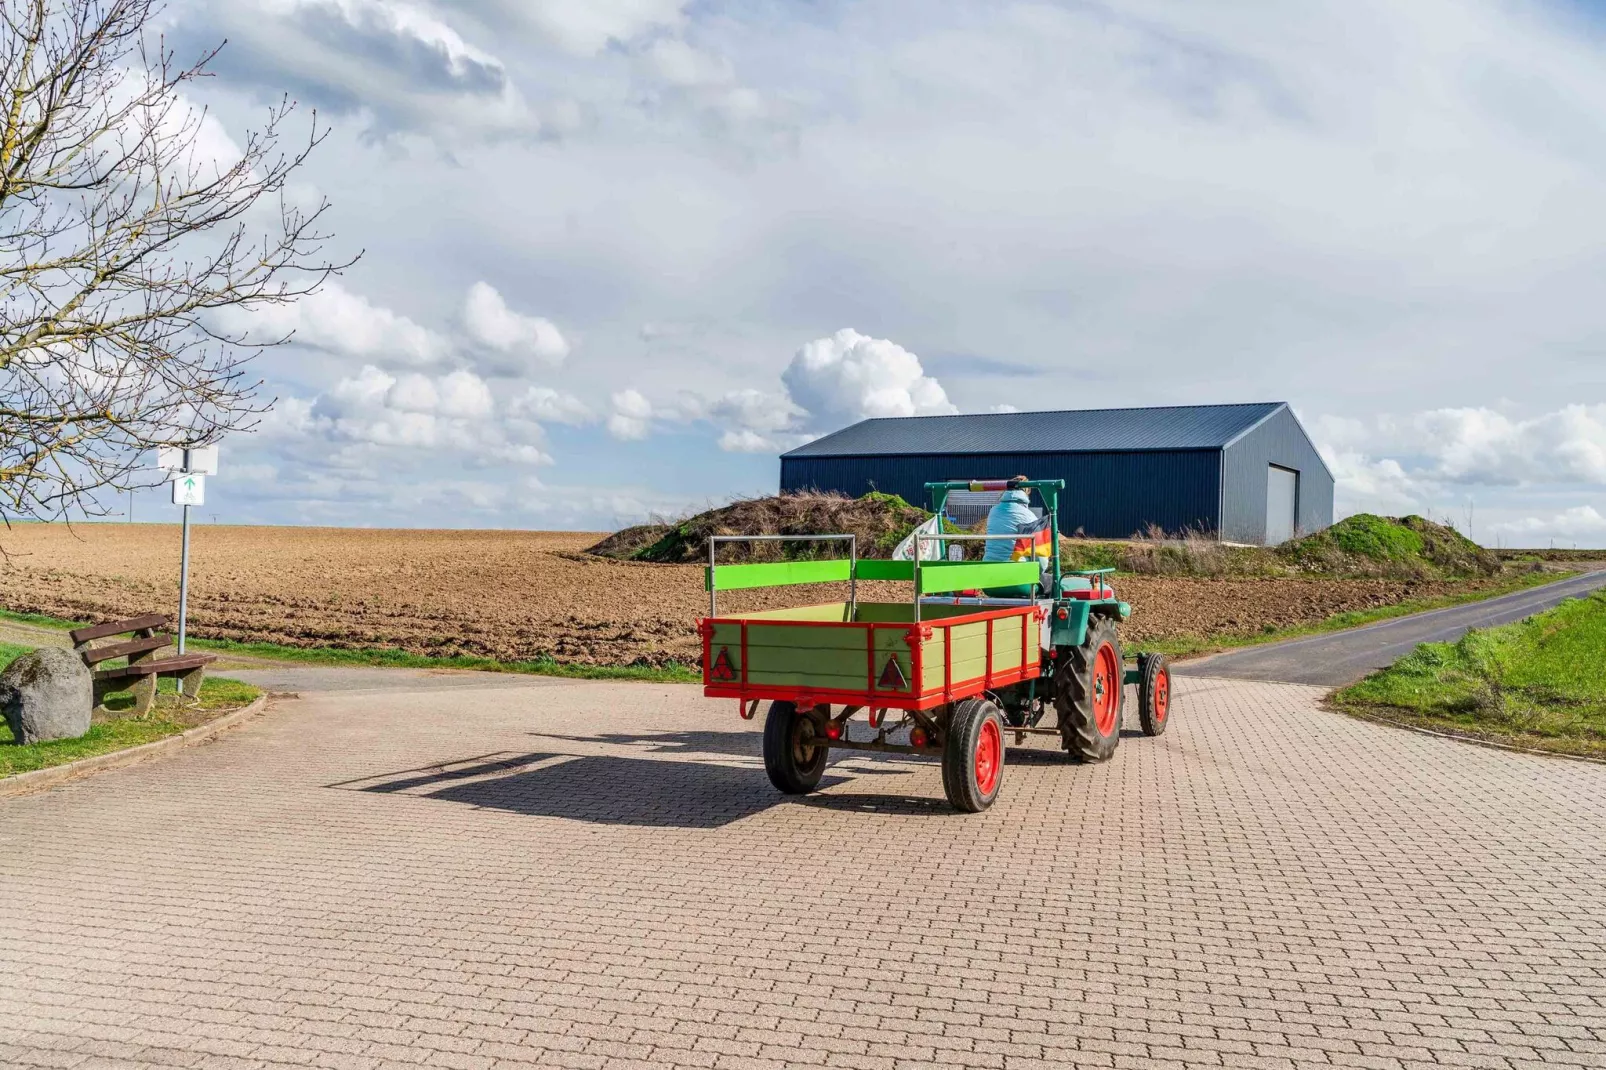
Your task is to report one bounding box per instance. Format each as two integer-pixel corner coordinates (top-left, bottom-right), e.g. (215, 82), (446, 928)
(779, 401), (1334, 545)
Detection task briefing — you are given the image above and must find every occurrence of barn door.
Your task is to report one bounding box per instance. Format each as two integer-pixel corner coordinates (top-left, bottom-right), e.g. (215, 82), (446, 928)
(1265, 466), (1298, 544)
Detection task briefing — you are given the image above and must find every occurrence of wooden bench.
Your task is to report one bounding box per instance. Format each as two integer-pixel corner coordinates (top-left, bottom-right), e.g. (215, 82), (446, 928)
(70, 614), (217, 716)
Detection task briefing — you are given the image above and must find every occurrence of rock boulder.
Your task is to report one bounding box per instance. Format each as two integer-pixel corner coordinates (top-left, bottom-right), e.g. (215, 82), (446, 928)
(1, 647), (92, 744)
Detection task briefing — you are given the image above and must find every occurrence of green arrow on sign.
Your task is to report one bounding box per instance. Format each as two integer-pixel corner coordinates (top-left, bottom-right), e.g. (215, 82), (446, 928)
(184, 477), (195, 489)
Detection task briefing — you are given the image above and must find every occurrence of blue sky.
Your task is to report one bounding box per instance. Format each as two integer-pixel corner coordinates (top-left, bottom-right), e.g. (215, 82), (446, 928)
(130, 0), (1606, 545)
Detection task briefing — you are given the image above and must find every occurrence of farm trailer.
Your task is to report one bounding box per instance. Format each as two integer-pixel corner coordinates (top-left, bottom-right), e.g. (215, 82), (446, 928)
(699, 479), (1174, 812)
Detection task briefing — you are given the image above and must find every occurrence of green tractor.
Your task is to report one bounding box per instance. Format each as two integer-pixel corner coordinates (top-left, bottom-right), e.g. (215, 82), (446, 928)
(699, 478), (1173, 812)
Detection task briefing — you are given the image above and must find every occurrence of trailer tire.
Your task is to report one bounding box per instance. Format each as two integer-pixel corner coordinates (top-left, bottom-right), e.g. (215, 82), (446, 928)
(1138, 653), (1173, 737)
(1056, 619), (1124, 762)
(941, 698), (1006, 813)
(763, 701), (828, 794)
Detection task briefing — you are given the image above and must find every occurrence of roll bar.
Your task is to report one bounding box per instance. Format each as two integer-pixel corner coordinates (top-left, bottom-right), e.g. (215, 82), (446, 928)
(925, 478), (1066, 598)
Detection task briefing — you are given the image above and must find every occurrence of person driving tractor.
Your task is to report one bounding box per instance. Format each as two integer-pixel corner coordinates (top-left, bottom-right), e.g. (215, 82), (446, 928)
(982, 475), (1047, 598)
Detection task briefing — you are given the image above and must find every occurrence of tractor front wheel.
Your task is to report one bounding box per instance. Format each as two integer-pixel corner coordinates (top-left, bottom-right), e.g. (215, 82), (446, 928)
(1138, 654), (1174, 736)
(763, 701), (828, 794)
(1056, 618), (1124, 762)
(941, 698), (1006, 812)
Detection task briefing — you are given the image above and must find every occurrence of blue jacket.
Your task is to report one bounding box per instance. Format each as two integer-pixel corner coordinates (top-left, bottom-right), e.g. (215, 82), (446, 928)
(983, 490), (1036, 562)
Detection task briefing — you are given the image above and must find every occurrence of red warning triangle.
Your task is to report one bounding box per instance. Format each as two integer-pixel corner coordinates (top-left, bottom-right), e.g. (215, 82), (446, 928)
(710, 646), (737, 681)
(877, 655), (908, 691)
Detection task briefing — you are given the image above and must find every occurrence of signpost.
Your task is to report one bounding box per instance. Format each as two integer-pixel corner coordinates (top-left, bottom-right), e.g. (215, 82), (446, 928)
(159, 446), (220, 663)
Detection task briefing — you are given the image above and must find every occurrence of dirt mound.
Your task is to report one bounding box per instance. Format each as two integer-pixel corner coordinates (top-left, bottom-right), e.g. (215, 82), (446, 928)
(622, 491), (931, 563)
(584, 524), (672, 559)
(1279, 514), (1499, 578)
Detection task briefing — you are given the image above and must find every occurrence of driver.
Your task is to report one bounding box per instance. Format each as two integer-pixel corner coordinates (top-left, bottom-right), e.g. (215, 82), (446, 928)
(982, 476), (1041, 598)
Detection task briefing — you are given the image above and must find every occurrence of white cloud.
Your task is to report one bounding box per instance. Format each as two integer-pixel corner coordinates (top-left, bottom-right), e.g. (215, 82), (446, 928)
(462, 282), (570, 368)
(1490, 506), (1606, 543)
(499, 0), (688, 56)
(196, 0), (539, 141)
(309, 365), (550, 463)
(211, 280), (447, 366)
(607, 388), (654, 440)
(511, 386), (593, 425)
(1315, 405), (1606, 490)
(782, 328), (956, 429)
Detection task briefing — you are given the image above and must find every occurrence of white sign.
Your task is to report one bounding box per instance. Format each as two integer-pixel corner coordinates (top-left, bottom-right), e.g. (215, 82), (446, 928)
(187, 444), (219, 475)
(157, 444), (220, 474)
(171, 472), (205, 506)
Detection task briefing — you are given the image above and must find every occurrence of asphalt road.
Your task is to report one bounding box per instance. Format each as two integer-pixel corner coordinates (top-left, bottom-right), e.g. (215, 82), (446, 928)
(1175, 568), (1606, 686)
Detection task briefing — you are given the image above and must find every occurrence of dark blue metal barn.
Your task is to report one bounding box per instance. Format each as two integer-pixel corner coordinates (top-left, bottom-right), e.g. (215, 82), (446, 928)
(779, 402), (1334, 545)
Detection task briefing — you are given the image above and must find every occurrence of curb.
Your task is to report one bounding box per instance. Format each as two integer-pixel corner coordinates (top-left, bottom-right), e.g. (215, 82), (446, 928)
(0, 694), (273, 798)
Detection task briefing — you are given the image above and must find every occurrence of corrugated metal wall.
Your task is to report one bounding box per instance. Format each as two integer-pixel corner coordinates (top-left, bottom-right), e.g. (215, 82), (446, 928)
(780, 450), (1223, 539)
(1219, 407), (1335, 544)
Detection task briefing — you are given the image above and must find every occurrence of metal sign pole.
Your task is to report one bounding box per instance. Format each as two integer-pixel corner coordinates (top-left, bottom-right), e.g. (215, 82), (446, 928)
(178, 501), (191, 656)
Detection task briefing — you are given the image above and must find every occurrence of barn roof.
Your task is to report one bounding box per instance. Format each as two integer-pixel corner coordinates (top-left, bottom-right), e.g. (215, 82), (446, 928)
(783, 402), (1289, 458)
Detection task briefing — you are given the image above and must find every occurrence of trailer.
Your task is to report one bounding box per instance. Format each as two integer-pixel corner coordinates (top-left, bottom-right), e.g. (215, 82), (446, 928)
(699, 478), (1174, 812)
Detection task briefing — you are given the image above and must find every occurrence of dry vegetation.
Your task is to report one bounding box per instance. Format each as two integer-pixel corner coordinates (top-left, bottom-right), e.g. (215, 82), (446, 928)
(0, 522), (1535, 668)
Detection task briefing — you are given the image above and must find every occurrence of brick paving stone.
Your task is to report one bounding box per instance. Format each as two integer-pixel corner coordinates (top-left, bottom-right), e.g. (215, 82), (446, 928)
(1, 675), (1604, 1068)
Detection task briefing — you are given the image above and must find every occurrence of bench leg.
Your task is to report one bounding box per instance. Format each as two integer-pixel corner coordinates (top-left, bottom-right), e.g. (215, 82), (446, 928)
(128, 674), (157, 719)
(178, 666), (206, 701)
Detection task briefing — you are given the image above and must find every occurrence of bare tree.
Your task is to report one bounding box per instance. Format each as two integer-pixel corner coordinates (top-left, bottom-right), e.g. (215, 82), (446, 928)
(0, 0), (349, 521)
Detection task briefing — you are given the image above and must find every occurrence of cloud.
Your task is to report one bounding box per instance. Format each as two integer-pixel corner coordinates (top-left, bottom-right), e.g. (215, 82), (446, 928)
(511, 387), (592, 425)
(1490, 506), (1606, 543)
(477, 0), (688, 56)
(781, 329), (956, 429)
(463, 282), (570, 369)
(309, 365), (550, 463)
(1315, 406), (1606, 489)
(607, 388), (654, 440)
(193, 0), (539, 140)
(210, 280), (447, 366)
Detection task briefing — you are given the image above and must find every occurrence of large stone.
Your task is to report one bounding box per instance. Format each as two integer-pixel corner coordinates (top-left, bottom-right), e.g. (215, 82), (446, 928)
(1, 647), (92, 744)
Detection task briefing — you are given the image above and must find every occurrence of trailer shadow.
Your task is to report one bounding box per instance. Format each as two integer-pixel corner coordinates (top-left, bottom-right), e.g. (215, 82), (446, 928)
(422, 755), (850, 829)
(533, 729), (758, 759)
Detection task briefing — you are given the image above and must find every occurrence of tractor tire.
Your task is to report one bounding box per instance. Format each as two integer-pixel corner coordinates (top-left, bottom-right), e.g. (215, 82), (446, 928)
(762, 701), (828, 794)
(1138, 653), (1174, 737)
(1056, 618), (1124, 762)
(941, 697), (1006, 813)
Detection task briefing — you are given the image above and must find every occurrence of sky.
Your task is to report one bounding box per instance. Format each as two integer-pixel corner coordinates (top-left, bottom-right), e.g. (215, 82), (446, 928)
(124, 0), (1606, 546)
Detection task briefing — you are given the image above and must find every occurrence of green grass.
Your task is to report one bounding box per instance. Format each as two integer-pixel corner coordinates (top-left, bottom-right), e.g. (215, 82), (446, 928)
(188, 638), (702, 682)
(1, 651), (263, 778)
(1333, 589), (1606, 758)
(1133, 569), (1571, 659)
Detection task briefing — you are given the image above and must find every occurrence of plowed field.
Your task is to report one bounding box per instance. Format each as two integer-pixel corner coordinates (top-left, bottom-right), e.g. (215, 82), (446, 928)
(0, 524), (1514, 666)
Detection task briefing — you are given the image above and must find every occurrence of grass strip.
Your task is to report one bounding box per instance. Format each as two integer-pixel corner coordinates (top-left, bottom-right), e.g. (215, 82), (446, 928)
(1142, 569), (1574, 659)
(1, 669), (263, 778)
(1331, 589), (1606, 759)
(189, 639), (703, 683)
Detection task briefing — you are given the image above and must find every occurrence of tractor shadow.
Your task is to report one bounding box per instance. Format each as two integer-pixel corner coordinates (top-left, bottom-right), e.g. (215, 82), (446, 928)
(533, 729), (758, 759)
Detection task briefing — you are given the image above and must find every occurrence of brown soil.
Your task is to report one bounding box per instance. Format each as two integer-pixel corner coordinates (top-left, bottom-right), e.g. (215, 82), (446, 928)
(0, 524), (1515, 667)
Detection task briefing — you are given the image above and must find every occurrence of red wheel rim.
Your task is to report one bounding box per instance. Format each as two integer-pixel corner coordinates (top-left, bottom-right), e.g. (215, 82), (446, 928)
(1153, 668), (1170, 724)
(1093, 642), (1120, 737)
(974, 718), (1002, 795)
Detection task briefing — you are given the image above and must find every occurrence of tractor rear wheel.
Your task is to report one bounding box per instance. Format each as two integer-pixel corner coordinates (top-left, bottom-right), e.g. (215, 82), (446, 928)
(1138, 654), (1174, 736)
(1056, 618), (1124, 762)
(763, 701), (828, 794)
(941, 698), (1006, 812)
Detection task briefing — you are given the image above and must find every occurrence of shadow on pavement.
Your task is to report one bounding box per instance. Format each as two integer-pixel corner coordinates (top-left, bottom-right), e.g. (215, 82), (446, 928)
(534, 729), (758, 759)
(424, 754), (845, 829)
(799, 792), (952, 817)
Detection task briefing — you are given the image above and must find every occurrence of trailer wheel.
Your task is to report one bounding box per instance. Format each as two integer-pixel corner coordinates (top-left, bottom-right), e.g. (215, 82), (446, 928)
(941, 698), (1006, 813)
(763, 701), (828, 794)
(1138, 654), (1173, 737)
(1056, 618), (1124, 762)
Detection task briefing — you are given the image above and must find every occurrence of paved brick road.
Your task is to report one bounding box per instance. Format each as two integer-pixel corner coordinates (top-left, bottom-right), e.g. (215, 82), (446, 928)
(3, 675), (1604, 1069)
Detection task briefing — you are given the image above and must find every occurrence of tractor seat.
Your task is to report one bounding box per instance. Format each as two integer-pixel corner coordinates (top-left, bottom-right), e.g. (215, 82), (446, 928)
(1061, 576), (1115, 600)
